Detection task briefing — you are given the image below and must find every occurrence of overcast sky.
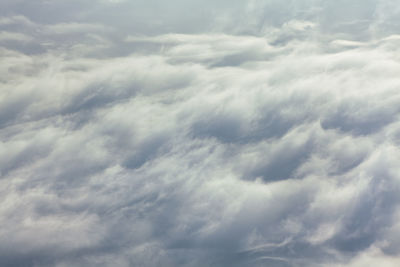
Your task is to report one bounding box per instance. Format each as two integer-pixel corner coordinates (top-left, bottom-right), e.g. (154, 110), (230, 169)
(2, 1), (400, 266)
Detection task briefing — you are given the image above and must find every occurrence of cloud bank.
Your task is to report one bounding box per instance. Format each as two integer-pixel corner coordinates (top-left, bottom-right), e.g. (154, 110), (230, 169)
(2, 1), (400, 266)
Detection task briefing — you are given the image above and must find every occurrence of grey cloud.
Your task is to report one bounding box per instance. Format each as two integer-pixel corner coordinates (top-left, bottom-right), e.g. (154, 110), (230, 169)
(1, 0), (398, 38)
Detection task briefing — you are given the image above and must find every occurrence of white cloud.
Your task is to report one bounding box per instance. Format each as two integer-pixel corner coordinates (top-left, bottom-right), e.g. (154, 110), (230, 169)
(2, 1), (400, 266)
(0, 31), (32, 42)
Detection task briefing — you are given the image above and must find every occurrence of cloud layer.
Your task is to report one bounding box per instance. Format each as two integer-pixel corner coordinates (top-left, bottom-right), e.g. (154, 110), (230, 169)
(2, 1), (400, 266)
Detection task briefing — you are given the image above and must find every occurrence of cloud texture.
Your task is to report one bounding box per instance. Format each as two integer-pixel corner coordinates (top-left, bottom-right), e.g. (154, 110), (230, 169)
(2, 1), (400, 266)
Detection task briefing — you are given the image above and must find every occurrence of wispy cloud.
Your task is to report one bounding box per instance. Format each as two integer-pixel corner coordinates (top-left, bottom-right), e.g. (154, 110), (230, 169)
(2, 1), (400, 267)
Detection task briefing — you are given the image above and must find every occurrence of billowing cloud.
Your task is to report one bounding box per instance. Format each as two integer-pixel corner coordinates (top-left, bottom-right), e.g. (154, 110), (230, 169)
(2, 1), (400, 267)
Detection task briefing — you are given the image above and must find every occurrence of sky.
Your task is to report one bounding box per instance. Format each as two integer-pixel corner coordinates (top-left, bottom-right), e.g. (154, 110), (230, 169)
(1, 1), (400, 266)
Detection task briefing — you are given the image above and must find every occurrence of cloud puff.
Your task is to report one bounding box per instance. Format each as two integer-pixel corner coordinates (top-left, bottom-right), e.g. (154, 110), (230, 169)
(2, 1), (400, 267)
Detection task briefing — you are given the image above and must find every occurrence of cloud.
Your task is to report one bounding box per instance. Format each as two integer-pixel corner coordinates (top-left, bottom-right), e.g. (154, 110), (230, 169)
(2, 1), (400, 267)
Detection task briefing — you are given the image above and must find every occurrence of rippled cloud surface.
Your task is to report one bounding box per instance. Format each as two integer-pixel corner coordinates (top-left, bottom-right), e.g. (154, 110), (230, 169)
(2, 1), (400, 266)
